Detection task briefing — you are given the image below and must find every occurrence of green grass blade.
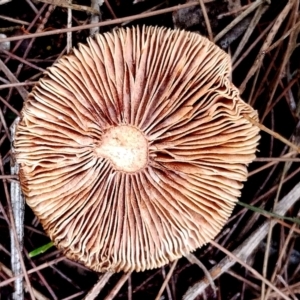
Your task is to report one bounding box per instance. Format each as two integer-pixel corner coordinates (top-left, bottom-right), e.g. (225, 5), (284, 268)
(29, 241), (54, 258)
(237, 201), (300, 225)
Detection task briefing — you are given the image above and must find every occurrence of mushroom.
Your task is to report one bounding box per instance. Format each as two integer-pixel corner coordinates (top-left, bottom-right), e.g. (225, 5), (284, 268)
(14, 26), (260, 272)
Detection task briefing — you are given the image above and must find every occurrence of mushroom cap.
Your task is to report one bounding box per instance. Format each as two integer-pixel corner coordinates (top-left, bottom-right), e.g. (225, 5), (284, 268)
(15, 26), (260, 272)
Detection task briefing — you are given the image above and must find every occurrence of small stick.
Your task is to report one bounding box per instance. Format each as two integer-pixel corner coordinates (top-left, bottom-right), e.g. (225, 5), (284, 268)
(25, 0), (39, 14)
(104, 272), (132, 300)
(5, 3), (48, 65)
(233, 21), (273, 70)
(0, 58), (28, 100)
(239, 0), (294, 93)
(0, 48), (46, 72)
(276, 275), (298, 300)
(265, 19), (300, 54)
(214, 0), (266, 42)
(186, 253), (216, 295)
(67, 0), (72, 53)
(0, 1), (216, 43)
(0, 15), (30, 25)
(217, 4), (251, 19)
(210, 240), (290, 300)
(232, 4), (268, 62)
(264, 220), (299, 299)
(127, 274), (132, 300)
(261, 74), (300, 122)
(35, 0), (100, 14)
(243, 114), (300, 153)
(104, 0), (117, 19)
(155, 260), (178, 300)
(0, 174), (19, 179)
(0, 95), (20, 117)
(254, 157), (300, 162)
(0, 81), (37, 90)
(0, 108), (11, 142)
(121, 2), (165, 26)
(10, 119), (25, 300)
(183, 181), (300, 300)
(0, 256), (65, 288)
(0, 262), (49, 300)
(161, 267), (173, 300)
(198, 0), (213, 41)
(84, 272), (113, 300)
(90, 0), (102, 36)
(260, 0), (299, 121)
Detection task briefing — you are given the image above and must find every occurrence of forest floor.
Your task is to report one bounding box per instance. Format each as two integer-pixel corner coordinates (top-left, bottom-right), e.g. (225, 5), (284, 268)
(0, 0), (300, 299)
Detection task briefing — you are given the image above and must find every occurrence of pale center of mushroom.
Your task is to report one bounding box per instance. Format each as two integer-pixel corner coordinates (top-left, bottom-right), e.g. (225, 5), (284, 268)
(95, 125), (148, 173)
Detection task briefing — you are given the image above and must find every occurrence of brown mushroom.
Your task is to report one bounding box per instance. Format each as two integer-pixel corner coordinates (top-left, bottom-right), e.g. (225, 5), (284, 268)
(14, 26), (260, 272)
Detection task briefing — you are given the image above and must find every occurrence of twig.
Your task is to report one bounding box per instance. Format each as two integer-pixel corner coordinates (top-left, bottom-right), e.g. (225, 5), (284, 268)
(239, 0), (294, 93)
(210, 240), (290, 300)
(61, 291), (86, 300)
(261, 0), (299, 121)
(261, 74), (300, 122)
(0, 156), (35, 300)
(217, 3), (251, 19)
(26, 251), (58, 300)
(50, 265), (80, 290)
(0, 175), (19, 179)
(232, 21), (273, 70)
(260, 282), (300, 299)
(254, 157), (300, 162)
(5, 3), (48, 65)
(0, 48), (46, 72)
(127, 274), (132, 300)
(67, 0), (72, 53)
(155, 260), (178, 300)
(103, 0), (117, 19)
(0, 15), (30, 25)
(264, 220), (299, 299)
(249, 151), (297, 177)
(84, 272), (113, 300)
(3, 3), (55, 111)
(232, 3), (268, 62)
(104, 272), (132, 300)
(121, 2), (165, 26)
(0, 1), (214, 43)
(0, 263), (49, 300)
(183, 181), (300, 300)
(264, 117), (300, 299)
(261, 104), (296, 298)
(161, 267), (173, 300)
(25, 0), (39, 14)
(0, 95), (21, 117)
(186, 254), (216, 296)
(214, 0), (265, 42)
(198, 0), (213, 41)
(226, 270), (260, 291)
(132, 269), (161, 294)
(243, 114), (300, 153)
(0, 81), (37, 90)
(265, 19), (300, 54)
(10, 119), (25, 300)
(276, 275), (298, 300)
(90, 0), (102, 36)
(0, 58), (28, 100)
(0, 256), (65, 287)
(35, 0), (100, 14)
